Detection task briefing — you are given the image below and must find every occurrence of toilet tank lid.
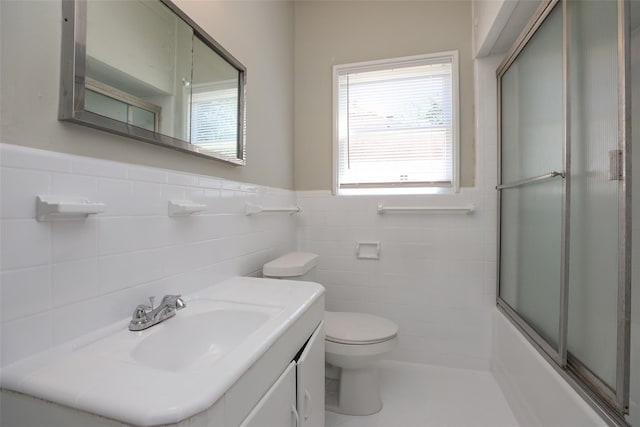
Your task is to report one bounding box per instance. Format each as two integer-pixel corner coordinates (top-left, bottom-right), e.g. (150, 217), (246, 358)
(263, 252), (319, 277)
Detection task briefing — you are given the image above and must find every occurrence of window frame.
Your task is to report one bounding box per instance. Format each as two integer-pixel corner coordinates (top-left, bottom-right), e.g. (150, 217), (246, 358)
(332, 51), (460, 196)
(85, 77), (162, 133)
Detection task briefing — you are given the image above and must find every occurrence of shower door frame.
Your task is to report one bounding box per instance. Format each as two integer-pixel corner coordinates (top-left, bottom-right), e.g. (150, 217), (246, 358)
(496, 0), (570, 369)
(495, 0), (632, 423)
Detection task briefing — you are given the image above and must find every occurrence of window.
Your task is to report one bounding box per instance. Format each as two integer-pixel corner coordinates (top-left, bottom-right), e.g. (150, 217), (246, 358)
(333, 52), (459, 195)
(189, 80), (240, 159)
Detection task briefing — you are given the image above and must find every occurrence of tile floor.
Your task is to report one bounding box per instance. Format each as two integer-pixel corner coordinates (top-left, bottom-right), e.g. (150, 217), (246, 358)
(325, 360), (519, 427)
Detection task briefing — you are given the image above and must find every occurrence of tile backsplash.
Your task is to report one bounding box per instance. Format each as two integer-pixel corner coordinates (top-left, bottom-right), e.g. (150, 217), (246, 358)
(0, 144), (297, 366)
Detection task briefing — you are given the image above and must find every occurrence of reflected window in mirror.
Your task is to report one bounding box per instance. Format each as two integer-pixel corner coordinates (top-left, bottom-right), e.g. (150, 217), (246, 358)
(60, 0), (247, 165)
(85, 78), (161, 132)
(189, 36), (242, 159)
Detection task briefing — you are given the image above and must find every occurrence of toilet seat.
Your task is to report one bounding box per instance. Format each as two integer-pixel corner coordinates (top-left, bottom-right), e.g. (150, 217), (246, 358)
(325, 312), (398, 345)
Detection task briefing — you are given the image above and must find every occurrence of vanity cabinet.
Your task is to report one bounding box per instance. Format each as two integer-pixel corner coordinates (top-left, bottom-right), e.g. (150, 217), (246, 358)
(240, 362), (297, 427)
(295, 321), (324, 427)
(239, 321), (324, 427)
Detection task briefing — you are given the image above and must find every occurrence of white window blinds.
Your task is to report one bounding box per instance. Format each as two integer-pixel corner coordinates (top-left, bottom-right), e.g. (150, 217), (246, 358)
(334, 52), (459, 195)
(190, 81), (239, 158)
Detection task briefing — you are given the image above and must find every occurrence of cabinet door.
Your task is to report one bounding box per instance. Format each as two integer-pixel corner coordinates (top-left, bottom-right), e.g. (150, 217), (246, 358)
(296, 322), (324, 427)
(239, 362), (297, 427)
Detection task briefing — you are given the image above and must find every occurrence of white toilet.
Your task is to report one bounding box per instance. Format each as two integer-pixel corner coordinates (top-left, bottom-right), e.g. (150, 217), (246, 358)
(263, 252), (399, 416)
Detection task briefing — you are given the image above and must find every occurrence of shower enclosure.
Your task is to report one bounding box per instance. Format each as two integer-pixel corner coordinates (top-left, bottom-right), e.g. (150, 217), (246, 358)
(496, 0), (633, 423)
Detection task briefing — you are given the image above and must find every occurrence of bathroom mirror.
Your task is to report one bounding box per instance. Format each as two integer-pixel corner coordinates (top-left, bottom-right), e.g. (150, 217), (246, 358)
(59, 0), (247, 165)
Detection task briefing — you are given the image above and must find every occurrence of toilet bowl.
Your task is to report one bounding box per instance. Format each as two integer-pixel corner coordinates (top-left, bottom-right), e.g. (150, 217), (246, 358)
(263, 252), (399, 416)
(324, 311), (398, 415)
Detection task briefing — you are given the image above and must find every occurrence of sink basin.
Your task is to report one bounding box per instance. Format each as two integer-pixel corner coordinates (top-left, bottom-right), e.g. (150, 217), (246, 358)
(130, 299), (280, 371)
(0, 277), (324, 427)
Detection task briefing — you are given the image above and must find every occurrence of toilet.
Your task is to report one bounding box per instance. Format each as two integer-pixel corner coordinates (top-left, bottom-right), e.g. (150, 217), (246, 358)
(263, 252), (398, 416)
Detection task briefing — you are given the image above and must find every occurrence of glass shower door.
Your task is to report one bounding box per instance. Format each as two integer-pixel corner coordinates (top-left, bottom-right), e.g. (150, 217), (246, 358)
(567, 0), (621, 398)
(498, 2), (566, 358)
(497, 0), (632, 417)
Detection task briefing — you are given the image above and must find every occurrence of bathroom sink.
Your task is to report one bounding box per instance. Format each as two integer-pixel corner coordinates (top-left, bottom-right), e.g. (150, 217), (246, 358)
(130, 299), (281, 371)
(0, 277), (324, 427)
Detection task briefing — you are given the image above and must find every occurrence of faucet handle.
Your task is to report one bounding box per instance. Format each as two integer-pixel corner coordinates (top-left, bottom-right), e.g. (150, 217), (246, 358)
(130, 296), (154, 325)
(175, 295), (186, 310)
(161, 294), (186, 310)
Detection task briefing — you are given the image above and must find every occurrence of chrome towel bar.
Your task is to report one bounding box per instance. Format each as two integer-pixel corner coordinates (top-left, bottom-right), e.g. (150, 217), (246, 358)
(496, 171), (565, 190)
(377, 204), (475, 214)
(246, 203), (301, 215)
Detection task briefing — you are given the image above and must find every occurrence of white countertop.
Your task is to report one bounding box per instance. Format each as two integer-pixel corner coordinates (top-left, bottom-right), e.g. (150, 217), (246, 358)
(0, 277), (325, 426)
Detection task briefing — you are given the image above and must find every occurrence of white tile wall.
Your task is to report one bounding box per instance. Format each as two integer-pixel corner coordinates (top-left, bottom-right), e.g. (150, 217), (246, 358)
(0, 143), (297, 367)
(297, 189), (497, 370)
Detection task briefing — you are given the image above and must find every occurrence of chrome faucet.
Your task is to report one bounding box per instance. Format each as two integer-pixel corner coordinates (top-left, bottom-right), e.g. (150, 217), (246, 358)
(128, 294), (186, 331)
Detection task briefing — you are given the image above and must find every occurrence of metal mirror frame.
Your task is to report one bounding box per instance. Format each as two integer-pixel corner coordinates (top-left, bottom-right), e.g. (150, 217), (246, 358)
(59, 0), (247, 165)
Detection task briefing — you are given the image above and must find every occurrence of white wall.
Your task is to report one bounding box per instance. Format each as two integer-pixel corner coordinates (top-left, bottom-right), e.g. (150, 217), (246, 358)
(0, 144), (297, 367)
(294, 0), (475, 190)
(473, 0), (511, 56)
(473, 0), (542, 58)
(0, 0), (295, 190)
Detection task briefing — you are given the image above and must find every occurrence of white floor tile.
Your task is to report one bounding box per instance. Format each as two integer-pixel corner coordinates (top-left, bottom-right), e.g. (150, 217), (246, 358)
(325, 360), (519, 427)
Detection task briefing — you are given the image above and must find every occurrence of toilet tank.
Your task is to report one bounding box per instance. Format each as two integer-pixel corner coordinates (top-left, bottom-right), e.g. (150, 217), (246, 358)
(263, 252), (319, 281)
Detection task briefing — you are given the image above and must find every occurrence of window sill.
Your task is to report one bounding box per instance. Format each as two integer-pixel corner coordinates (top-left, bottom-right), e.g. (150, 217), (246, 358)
(336, 186), (455, 196)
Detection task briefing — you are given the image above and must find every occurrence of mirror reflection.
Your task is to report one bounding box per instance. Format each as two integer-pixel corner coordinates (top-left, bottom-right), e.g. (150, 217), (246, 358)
(189, 36), (241, 158)
(61, 0), (246, 164)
